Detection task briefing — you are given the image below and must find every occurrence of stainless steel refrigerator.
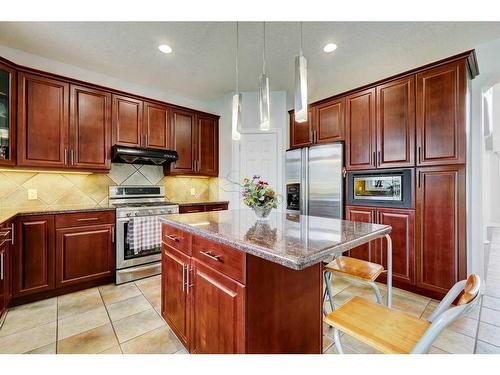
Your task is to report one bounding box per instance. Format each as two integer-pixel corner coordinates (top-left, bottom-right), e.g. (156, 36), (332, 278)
(285, 143), (344, 219)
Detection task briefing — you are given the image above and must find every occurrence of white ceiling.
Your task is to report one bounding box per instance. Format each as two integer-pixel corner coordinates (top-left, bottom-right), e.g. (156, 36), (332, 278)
(1, 22), (500, 105)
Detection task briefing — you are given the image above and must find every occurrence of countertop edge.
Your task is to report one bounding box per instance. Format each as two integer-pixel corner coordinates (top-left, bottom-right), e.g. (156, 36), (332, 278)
(175, 201), (230, 207)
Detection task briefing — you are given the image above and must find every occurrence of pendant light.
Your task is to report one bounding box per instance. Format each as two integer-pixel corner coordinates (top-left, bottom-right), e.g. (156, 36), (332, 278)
(294, 22), (308, 123)
(232, 22), (242, 141)
(259, 22), (270, 131)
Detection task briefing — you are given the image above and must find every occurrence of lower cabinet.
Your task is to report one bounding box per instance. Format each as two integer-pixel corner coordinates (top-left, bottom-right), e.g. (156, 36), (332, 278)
(1, 224), (12, 320)
(179, 202), (229, 214)
(345, 206), (377, 262)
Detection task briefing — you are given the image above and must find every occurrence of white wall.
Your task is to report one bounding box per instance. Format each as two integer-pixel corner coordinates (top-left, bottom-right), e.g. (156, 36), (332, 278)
(0, 44), (214, 113)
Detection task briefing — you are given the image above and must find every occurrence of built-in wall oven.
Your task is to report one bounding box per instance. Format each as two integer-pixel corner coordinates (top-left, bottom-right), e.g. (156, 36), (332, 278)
(346, 169), (413, 208)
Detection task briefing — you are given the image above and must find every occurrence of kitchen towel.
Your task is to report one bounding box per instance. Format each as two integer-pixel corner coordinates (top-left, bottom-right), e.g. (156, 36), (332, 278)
(127, 216), (161, 255)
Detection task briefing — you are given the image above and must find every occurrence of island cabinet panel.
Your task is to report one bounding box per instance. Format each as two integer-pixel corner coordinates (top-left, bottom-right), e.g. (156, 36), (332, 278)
(197, 115), (218, 176)
(290, 110), (314, 148)
(162, 246), (190, 347)
(169, 109), (196, 174)
(416, 165), (466, 294)
(345, 206), (377, 262)
(416, 60), (466, 166)
(190, 259), (245, 354)
(70, 85), (112, 170)
(315, 98), (345, 144)
(143, 101), (170, 150)
(12, 215), (55, 297)
(55, 224), (115, 288)
(376, 76), (415, 168)
(112, 94), (143, 148)
(345, 88), (376, 170)
(17, 72), (69, 168)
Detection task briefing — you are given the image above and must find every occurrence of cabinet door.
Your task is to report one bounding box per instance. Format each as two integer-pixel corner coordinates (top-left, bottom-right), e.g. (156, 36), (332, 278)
(112, 94), (143, 147)
(345, 88), (376, 170)
(376, 76), (415, 168)
(315, 98), (345, 144)
(162, 246), (190, 347)
(55, 224), (114, 288)
(376, 208), (415, 285)
(143, 101), (170, 150)
(13, 215), (55, 297)
(416, 60), (466, 166)
(70, 85), (111, 170)
(290, 110), (314, 148)
(17, 72), (69, 168)
(197, 116), (218, 176)
(0, 62), (16, 166)
(170, 109), (196, 174)
(345, 206), (377, 262)
(190, 260), (245, 354)
(0, 244), (6, 317)
(416, 166), (466, 294)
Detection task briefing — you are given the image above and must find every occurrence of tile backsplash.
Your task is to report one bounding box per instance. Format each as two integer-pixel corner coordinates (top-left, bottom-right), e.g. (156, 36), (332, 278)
(0, 163), (219, 209)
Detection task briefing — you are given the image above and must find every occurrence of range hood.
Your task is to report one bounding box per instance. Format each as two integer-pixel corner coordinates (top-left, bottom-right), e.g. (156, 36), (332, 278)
(112, 145), (178, 166)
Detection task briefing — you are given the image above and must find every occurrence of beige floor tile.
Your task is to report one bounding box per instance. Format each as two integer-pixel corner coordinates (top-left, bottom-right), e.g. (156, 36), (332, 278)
(466, 305), (481, 320)
(135, 275), (161, 291)
(428, 346), (450, 354)
(333, 284), (386, 306)
(323, 343), (359, 354)
(57, 288), (103, 319)
(483, 295), (500, 312)
(99, 345), (123, 354)
(57, 323), (118, 354)
(339, 333), (381, 354)
(480, 307), (500, 327)
(478, 321), (500, 347)
(433, 328), (475, 354)
(99, 283), (142, 305)
(120, 326), (185, 354)
(174, 348), (188, 354)
(447, 316), (479, 338)
(112, 308), (165, 343)
(0, 297), (57, 337)
(26, 343), (57, 354)
(142, 287), (161, 311)
(323, 334), (334, 352)
(391, 292), (430, 318)
(0, 321), (56, 354)
(475, 340), (500, 354)
(107, 295), (152, 322)
(328, 274), (352, 295)
(420, 300), (439, 320)
(58, 306), (110, 340)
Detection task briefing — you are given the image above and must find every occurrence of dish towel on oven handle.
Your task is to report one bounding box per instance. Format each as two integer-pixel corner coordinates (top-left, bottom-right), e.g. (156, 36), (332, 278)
(127, 216), (161, 255)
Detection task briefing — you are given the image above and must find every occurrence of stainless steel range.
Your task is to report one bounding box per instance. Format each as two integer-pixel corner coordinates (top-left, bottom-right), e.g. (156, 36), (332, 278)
(109, 186), (178, 284)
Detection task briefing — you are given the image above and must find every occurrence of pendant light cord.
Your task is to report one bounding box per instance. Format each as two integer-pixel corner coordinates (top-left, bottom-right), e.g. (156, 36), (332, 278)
(235, 22), (239, 94)
(299, 22), (303, 56)
(262, 22), (266, 74)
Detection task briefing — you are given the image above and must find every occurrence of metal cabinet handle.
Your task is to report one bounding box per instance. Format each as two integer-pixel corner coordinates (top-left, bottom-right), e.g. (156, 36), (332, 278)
(0, 252), (3, 280)
(185, 210), (201, 213)
(210, 208), (224, 211)
(164, 234), (179, 242)
(417, 171), (422, 188)
(77, 217), (99, 222)
(373, 151), (376, 166)
(64, 148), (68, 165)
(418, 146), (422, 164)
(378, 151), (381, 167)
(188, 266), (194, 289)
(11, 223), (14, 245)
(314, 130), (318, 143)
(182, 265), (186, 292)
(201, 250), (222, 262)
(111, 226), (115, 243)
(71, 149), (75, 165)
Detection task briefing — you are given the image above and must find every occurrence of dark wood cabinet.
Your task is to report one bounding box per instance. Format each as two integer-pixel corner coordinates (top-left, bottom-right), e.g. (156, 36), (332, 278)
(55, 224), (115, 288)
(376, 76), (415, 168)
(17, 72), (69, 168)
(316, 98), (345, 144)
(169, 109), (196, 174)
(290, 110), (314, 148)
(112, 94), (143, 148)
(0, 62), (16, 166)
(143, 101), (170, 150)
(345, 206), (377, 262)
(416, 60), (467, 166)
(162, 245), (191, 348)
(13, 215), (55, 298)
(70, 85), (111, 170)
(345, 88), (376, 170)
(179, 202), (228, 214)
(416, 165), (466, 294)
(197, 115), (218, 176)
(190, 259), (245, 354)
(0, 224), (12, 320)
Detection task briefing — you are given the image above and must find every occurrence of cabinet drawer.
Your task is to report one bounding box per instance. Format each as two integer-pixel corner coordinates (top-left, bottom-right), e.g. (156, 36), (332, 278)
(55, 211), (115, 228)
(205, 203), (228, 212)
(162, 224), (191, 255)
(192, 235), (245, 284)
(179, 205), (205, 214)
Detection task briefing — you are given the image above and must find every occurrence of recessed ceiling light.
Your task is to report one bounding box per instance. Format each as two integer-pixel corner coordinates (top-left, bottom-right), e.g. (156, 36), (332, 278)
(323, 43), (337, 53)
(158, 44), (173, 54)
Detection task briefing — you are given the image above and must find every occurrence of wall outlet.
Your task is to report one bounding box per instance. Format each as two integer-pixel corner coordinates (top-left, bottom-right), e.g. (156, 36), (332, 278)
(190, 188), (196, 196)
(28, 189), (38, 200)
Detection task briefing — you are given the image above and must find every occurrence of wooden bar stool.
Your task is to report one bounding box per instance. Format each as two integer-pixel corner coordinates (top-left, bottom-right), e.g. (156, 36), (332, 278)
(324, 274), (481, 354)
(323, 256), (385, 313)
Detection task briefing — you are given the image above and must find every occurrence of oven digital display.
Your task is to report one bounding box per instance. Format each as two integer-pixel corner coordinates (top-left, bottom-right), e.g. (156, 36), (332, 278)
(353, 175), (402, 201)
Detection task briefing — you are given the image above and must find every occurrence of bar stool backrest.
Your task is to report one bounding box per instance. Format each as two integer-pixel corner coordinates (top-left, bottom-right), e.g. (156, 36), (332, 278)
(411, 275), (481, 354)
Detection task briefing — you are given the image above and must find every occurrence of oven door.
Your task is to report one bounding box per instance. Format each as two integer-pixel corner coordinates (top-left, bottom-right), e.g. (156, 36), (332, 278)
(116, 216), (162, 269)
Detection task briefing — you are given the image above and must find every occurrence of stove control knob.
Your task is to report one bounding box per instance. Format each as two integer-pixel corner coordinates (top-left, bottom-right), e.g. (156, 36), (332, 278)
(126, 212), (132, 217)
(134, 212), (139, 217)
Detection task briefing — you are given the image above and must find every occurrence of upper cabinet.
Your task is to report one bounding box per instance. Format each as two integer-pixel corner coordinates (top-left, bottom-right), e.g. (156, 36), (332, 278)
(376, 76), (415, 168)
(316, 98), (345, 144)
(0, 62), (16, 166)
(345, 88), (376, 170)
(143, 101), (171, 150)
(197, 115), (218, 176)
(17, 72), (69, 168)
(290, 110), (314, 148)
(70, 85), (111, 170)
(112, 94), (143, 148)
(416, 60), (466, 166)
(169, 109), (196, 174)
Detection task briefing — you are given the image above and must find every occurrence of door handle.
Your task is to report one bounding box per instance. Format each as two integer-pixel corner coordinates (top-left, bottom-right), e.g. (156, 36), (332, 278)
(182, 264), (186, 292)
(71, 149), (75, 165)
(378, 151), (381, 167)
(64, 148), (68, 165)
(201, 250), (222, 262)
(111, 226), (115, 243)
(164, 234), (179, 242)
(373, 151), (376, 166)
(0, 252), (3, 280)
(11, 223), (14, 245)
(77, 217), (99, 222)
(417, 171), (422, 188)
(418, 146), (422, 164)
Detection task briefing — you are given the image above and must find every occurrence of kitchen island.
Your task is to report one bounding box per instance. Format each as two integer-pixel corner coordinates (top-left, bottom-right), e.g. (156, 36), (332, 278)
(159, 209), (392, 354)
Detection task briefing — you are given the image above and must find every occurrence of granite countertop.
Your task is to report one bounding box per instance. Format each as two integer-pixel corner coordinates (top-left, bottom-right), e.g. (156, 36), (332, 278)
(174, 200), (230, 207)
(159, 209), (392, 270)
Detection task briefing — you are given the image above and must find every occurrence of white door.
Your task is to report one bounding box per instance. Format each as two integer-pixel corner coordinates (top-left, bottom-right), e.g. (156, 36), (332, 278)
(238, 131), (281, 210)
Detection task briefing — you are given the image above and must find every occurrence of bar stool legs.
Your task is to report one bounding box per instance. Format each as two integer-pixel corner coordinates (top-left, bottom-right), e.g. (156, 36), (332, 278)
(333, 328), (344, 354)
(368, 281), (383, 304)
(323, 270), (335, 315)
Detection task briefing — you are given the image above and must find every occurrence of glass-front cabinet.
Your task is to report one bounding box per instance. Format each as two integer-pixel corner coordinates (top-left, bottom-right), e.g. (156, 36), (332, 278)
(0, 62), (15, 165)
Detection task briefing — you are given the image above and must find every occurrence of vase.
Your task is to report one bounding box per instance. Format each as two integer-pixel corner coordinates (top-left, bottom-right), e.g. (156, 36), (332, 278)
(252, 206), (272, 221)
